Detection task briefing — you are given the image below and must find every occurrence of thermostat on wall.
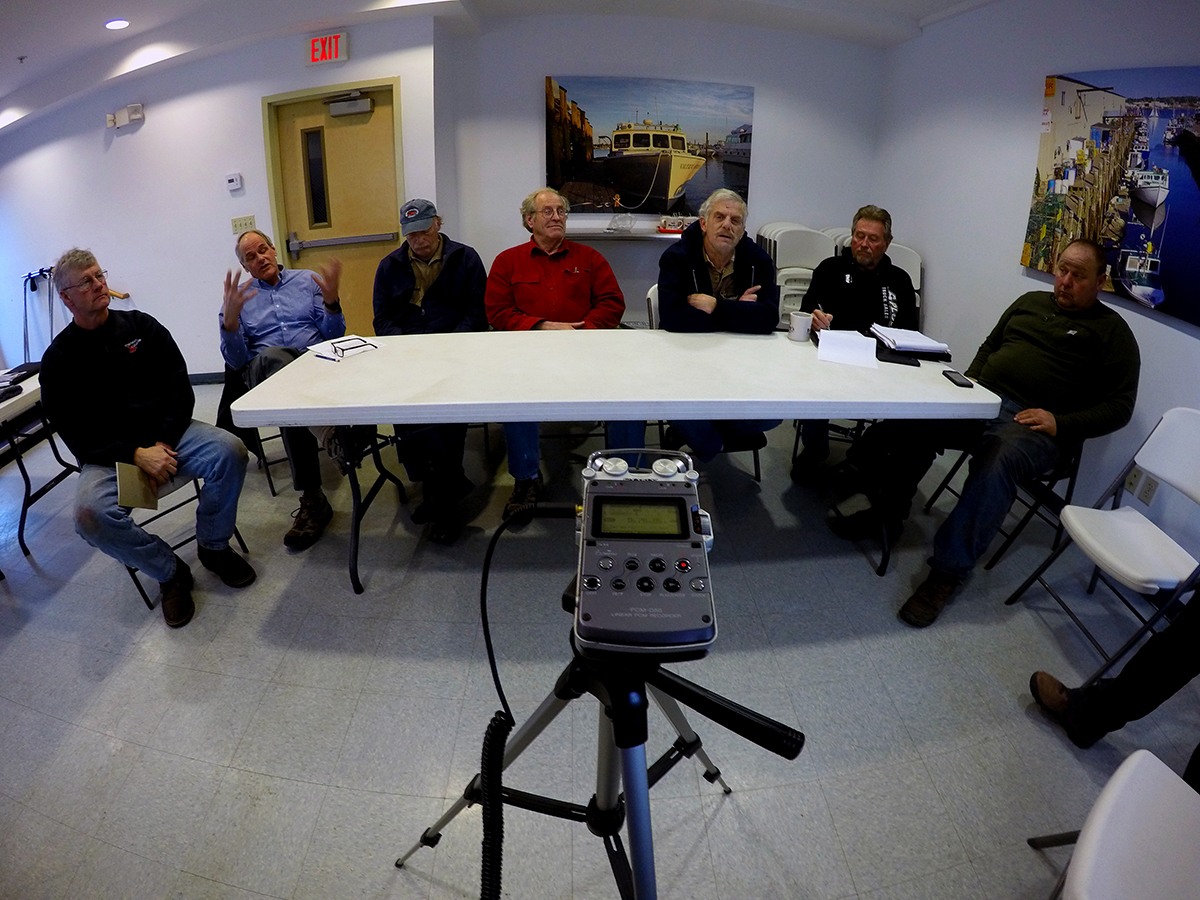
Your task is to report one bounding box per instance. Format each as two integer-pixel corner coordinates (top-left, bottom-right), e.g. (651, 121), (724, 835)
(226, 173), (243, 192)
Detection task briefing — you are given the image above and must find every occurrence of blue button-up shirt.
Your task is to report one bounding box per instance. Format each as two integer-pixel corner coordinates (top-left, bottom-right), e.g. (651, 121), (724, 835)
(219, 267), (346, 370)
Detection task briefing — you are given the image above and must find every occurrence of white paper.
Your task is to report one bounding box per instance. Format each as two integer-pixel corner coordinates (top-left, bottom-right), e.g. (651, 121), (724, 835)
(816, 331), (878, 368)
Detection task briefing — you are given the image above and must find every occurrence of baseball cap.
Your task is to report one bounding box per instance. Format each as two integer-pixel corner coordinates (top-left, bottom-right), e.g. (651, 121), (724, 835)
(400, 198), (437, 235)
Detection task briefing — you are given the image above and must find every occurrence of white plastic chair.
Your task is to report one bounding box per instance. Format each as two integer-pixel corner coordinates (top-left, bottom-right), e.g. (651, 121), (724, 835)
(1026, 749), (1200, 900)
(773, 228), (835, 270)
(1006, 407), (1200, 685)
(887, 242), (923, 291)
(821, 227), (852, 249)
(646, 283), (659, 329)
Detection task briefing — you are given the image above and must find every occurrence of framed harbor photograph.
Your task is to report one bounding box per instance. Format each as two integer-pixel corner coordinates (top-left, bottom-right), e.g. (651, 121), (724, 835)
(1022, 67), (1200, 328)
(545, 76), (754, 216)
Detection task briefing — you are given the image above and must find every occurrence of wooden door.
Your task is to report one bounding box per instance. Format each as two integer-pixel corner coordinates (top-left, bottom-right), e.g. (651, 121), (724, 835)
(274, 89), (401, 336)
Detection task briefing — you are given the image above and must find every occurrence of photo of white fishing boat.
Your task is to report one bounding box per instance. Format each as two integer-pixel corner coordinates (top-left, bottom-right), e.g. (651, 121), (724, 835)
(546, 76), (754, 215)
(1115, 247), (1165, 308)
(602, 120), (705, 206)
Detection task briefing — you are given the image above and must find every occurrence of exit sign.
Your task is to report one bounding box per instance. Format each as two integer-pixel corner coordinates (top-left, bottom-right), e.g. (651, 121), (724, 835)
(306, 32), (348, 66)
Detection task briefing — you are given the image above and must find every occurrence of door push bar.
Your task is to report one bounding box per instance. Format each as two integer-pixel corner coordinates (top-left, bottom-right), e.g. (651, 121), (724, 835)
(287, 231), (398, 257)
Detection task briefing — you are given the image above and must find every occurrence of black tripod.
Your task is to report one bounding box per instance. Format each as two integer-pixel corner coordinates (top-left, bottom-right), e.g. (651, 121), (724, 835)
(395, 632), (804, 900)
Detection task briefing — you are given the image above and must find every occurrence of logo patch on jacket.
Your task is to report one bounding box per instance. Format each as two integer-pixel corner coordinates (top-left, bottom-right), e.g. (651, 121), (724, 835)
(125, 339), (141, 353)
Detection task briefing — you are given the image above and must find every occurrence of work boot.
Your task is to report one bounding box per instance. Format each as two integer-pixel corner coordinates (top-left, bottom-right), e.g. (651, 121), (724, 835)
(898, 569), (962, 628)
(503, 473), (543, 521)
(159, 555), (195, 628)
(285, 492), (334, 550)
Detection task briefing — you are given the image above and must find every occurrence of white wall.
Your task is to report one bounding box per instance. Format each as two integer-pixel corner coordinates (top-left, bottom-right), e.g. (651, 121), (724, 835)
(440, 15), (885, 285)
(0, 17), (437, 373)
(874, 0), (1200, 504)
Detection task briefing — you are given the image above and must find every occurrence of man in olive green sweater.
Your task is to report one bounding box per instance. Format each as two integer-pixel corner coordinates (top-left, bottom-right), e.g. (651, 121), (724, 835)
(831, 238), (1140, 627)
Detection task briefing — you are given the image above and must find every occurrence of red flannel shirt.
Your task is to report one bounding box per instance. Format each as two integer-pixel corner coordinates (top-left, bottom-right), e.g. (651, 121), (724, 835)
(485, 239), (625, 331)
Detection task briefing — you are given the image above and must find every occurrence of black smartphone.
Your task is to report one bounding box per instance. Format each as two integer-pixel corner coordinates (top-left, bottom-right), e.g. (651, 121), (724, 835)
(942, 369), (973, 388)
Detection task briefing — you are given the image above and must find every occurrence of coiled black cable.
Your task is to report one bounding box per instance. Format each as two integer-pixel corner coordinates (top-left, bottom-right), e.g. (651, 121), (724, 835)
(477, 505), (576, 900)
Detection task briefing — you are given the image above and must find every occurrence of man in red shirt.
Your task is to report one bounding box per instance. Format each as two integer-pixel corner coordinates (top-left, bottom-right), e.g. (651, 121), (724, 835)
(485, 187), (643, 518)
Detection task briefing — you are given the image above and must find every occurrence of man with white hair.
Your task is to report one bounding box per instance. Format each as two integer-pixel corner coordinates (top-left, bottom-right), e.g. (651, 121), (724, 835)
(656, 188), (780, 462)
(485, 187), (643, 519)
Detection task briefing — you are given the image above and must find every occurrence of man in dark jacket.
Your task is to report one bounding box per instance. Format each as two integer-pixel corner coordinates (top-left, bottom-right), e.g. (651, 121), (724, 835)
(373, 199), (487, 543)
(832, 239), (1140, 628)
(793, 205), (918, 481)
(657, 188), (780, 462)
(42, 249), (255, 629)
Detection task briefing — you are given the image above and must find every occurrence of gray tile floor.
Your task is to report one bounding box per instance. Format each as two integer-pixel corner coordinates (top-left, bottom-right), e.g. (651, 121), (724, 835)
(1, 385), (1197, 899)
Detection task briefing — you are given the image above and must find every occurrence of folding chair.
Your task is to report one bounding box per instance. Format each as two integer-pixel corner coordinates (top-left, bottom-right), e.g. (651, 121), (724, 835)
(1005, 407), (1200, 685)
(216, 364), (288, 496)
(924, 442), (1083, 570)
(127, 478), (249, 610)
(1024, 749), (1200, 900)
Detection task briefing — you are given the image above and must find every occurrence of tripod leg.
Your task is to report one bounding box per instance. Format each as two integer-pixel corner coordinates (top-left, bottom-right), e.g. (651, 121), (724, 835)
(620, 743), (657, 900)
(395, 688), (573, 867)
(648, 687), (731, 793)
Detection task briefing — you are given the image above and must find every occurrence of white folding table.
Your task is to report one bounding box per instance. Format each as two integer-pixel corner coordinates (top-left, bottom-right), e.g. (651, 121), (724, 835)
(232, 330), (1000, 591)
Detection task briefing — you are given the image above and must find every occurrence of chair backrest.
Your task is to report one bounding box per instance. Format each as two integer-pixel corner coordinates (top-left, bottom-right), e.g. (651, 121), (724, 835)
(646, 284), (660, 330)
(774, 228), (835, 270)
(887, 242), (922, 290)
(1134, 407), (1200, 504)
(1065, 749), (1200, 900)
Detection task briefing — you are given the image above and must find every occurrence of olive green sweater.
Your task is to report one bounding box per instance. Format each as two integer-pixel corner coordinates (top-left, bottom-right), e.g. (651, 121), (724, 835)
(964, 291), (1140, 445)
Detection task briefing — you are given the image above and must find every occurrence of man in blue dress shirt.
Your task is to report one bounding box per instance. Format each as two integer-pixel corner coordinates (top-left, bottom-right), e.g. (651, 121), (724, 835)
(220, 230), (347, 550)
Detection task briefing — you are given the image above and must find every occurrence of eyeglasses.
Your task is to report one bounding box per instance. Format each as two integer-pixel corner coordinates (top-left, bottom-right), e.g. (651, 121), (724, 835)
(537, 207), (568, 220)
(62, 270), (108, 292)
(331, 337), (377, 358)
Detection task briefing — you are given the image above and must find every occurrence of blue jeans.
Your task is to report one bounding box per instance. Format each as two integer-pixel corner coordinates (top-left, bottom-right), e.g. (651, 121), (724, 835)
(850, 396), (1062, 579)
(502, 421), (647, 481)
(73, 421), (248, 582)
(669, 419), (782, 463)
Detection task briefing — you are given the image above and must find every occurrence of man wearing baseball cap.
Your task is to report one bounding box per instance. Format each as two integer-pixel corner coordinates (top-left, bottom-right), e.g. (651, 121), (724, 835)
(373, 199), (488, 543)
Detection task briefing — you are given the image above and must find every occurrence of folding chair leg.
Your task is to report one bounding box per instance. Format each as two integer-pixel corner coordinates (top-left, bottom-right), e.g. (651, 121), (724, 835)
(1080, 598), (1180, 688)
(984, 502), (1043, 570)
(923, 450), (969, 514)
(1027, 830), (1080, 850)
(127, 567), (155, 610)
(752, 448), (761, 483)
(1004, 537), (1075, 606)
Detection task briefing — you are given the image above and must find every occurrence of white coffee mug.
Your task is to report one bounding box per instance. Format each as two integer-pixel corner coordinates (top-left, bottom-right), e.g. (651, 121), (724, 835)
(788, 311), (812, 342)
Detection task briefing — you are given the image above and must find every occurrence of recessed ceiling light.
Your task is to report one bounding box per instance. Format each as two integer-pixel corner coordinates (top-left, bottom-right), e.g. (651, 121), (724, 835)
(105, 19), (130, 30)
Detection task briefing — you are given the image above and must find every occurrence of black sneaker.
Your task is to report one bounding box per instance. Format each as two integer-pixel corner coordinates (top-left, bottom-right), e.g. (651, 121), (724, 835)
(503, 473), (543, 521)
(159, 556), (195, 628)
(411, 475), (474, 525)
(428, 514), (464, 545)
(790, 449), (828, 486)
(827, 508), (902, 543)
(285, 493), (334, 550)
(197, 545), (257, 588)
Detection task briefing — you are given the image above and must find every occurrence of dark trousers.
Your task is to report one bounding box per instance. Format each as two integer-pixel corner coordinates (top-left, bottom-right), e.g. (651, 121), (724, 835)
(1068, 597), (1200, 790)
(396, 423), (468, 512)
(848, 397), (1062, 578)
(243, 347), (323, 492)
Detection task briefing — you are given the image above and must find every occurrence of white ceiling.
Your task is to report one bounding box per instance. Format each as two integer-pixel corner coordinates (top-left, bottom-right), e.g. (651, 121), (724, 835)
(0, 0), (998, 132)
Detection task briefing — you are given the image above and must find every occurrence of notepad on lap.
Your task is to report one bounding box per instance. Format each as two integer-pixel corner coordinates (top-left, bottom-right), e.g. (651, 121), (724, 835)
(117, 462), (160, 510)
